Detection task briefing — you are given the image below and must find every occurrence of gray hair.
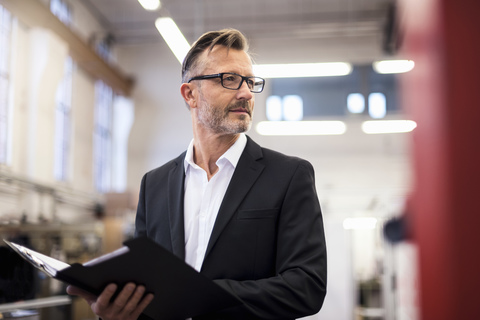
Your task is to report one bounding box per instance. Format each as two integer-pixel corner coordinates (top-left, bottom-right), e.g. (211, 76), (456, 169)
(181, 29), (250, 83)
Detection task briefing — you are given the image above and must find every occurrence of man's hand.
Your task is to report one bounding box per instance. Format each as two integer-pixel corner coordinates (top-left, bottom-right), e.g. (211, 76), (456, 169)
(67, 283), (154, 320)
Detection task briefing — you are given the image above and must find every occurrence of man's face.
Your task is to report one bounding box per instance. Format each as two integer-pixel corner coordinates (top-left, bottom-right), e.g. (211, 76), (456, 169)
(193, 46), (255, 135)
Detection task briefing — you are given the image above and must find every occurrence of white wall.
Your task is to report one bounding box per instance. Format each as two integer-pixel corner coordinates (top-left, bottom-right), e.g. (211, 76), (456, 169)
(117, 42), (193, 190)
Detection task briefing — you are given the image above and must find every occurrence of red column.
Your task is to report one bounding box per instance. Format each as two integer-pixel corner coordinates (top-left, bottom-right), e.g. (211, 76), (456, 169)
(400, 0), (480, 319)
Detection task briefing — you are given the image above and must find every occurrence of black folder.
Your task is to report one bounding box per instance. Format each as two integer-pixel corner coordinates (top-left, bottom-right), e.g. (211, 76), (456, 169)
(4, 236), (241, 319)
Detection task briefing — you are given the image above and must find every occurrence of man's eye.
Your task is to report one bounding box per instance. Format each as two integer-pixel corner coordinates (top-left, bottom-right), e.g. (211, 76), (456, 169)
(224, 76), (236, 82)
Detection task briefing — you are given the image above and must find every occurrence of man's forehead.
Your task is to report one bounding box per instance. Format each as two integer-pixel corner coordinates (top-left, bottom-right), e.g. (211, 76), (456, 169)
(200, 46), (252, 71)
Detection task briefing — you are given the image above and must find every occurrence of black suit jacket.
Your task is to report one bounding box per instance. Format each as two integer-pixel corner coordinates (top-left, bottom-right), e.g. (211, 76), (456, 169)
(135, 136), (327, 319)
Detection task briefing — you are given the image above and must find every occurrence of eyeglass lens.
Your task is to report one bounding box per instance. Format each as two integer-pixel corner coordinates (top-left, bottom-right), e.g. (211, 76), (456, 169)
(221, 73), (264, 92)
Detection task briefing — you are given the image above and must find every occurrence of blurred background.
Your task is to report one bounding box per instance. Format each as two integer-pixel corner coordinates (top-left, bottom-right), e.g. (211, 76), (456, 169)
(1, 0), (478, 319)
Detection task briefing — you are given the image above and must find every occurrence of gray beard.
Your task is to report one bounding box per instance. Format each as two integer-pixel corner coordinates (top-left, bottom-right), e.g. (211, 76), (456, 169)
(197, 101), (253, 135)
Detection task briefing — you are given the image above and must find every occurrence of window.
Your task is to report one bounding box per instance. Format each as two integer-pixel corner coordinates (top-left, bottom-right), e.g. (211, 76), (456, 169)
(94, 81), (113, 193)
(0, 5), (12, 164)
(283, 95), (303, 121)
(54, 57), (74, 181)
(266, 96), (282, 121)
(266, 95), (303, 121)
(111, 97), (134, 192)
(368, 92), (387, 119)
(95, 35), (115, 63)
(347, 93), (365, 114)
(269, 65), (399, 118)
(50, 0), (71, 25)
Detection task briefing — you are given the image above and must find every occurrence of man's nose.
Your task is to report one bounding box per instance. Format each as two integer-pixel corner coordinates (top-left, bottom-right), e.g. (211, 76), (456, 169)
(236, 80), (254, 100)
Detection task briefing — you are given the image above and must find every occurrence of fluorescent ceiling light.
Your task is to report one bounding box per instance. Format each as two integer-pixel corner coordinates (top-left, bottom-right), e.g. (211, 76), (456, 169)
(138, 0), (161, 11)
(362, 120), (417, 134)
(256, 121), (346, 136)
(343, 217), (377, 230)
(253, 62), (352, 78)
(373, 60), (415, 74)
(155, 17), (190, 64)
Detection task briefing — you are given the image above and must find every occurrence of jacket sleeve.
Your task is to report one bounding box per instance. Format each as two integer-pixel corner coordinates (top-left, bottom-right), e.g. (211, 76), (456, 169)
(134, 173), (147, 238)
(204, 162), (327, 320)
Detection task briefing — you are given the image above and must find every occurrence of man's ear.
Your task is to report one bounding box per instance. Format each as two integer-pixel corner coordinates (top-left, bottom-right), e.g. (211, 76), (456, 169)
(180, 83), (196, 109)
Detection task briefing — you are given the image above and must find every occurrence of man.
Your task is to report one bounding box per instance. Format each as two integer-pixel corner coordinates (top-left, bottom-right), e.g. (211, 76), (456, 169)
(68, 28), (327, 320)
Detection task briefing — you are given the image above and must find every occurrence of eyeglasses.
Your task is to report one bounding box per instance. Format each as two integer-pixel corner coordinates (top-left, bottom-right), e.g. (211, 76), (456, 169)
(187, 72), (265, 93)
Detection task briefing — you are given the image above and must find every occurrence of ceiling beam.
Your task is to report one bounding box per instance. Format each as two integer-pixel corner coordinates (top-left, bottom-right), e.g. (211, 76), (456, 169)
(0, 0), (134, 96)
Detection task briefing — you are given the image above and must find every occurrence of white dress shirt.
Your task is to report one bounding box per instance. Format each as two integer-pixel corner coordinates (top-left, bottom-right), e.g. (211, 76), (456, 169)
(183, 133), (247, 271)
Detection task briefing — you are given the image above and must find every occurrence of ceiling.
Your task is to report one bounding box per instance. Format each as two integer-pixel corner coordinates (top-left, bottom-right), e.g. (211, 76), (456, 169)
(79, 0), (398, 64)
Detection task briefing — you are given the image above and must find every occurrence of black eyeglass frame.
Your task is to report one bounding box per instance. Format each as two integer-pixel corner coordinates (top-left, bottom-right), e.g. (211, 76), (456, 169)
(187, 72), (265, 93)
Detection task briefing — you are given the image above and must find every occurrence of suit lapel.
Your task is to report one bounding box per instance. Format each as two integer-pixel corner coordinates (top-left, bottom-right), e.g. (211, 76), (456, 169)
(204, 137), (264, 259)
(168, 152), (186, 259)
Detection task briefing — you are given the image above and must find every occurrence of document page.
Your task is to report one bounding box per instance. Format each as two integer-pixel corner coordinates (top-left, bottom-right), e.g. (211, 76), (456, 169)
(3, 240), (70, 277)
(83, 246), (129, 266)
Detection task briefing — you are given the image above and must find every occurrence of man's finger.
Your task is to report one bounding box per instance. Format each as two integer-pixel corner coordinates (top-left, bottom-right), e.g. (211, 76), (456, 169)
(123, 285), (146, 314)
(94, 283), (119, 313)
(110, 283), (137, 312)
(130, 291), (155, 319)
(137, 293), (155, 313)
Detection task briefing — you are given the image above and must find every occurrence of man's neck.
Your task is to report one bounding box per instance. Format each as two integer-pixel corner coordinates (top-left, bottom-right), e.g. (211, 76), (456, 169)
(192, 132), (240, 180)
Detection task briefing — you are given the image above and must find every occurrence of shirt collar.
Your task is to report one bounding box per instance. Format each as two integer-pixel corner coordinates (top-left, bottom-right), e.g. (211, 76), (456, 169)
(184, 133), (247, 172)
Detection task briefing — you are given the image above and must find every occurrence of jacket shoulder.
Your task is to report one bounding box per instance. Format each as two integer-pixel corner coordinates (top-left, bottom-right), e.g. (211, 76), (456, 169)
(247, 137), (313, 168)
(143, 152), (186, 181)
